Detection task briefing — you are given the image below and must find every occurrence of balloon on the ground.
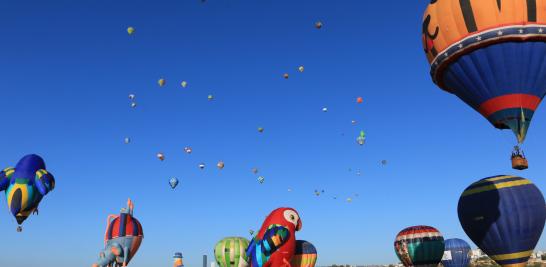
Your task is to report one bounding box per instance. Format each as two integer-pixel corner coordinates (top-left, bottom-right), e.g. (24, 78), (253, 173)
(214, 237), (250, 267)
(246, 208), (302, 267)
(291, 240), (317, 267)
(442, 238), (471, 267)
(422, 1), (546, 144)
(92, 199), (143, 267)
(394, 225), (445, 267)
(0, 154), (55, 232)
(458, 175), (546, 267)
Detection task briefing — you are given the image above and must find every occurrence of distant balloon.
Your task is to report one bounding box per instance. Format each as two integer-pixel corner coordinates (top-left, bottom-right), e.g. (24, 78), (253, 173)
(287, 188), (292, 192)
(157, 153), (165, 161)
(181, 81), (188, 88)
(322, 107), (328, 112)
(124, 137), (131, 144)
(174, 252), (184, 267)
(258, 127), (264, 133)
(346, 197), (352, 203)
(130, 102), (137, 108)
(381, 160), (387, 165)
(298, 66), (304, 73)
(356, 131), (366, 145)
(158, 78), (166, 87)
(127, 27), (135, 35)
(184, 147), (192, 154)
(217, 161), (225, 170)
(249, 229), (254, 236)
(458, 175), (546, 267)
(442, 238), (471, 267)
(257, 176), (265, 184)
(394, 226), (445, 267)
(199, 163), (205, 170)
(252, 168), (259, 174)
(291, 240), (318, 267)
(214, 237), (250, 267)
(208, 94), (214, 101)
(129, 94), (135, 100)
(169, 177), (179, 189)
(283, 73), (289, 79)
(351, 120), (357, 125)
(357, 97), (363, 104)
(315, 21), (323, 29)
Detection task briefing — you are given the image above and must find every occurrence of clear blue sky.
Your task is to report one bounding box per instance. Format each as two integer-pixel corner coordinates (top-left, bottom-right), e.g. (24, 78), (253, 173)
(1, 0), (546, 266)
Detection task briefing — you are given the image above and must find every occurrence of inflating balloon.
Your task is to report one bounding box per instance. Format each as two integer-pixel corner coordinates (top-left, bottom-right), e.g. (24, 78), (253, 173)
(214, 237), (250, 267)
(442, 238), (471, 267)
(422, 1), (546, 146)
(458, 175), (546, 267)
(0, 154), (55, 232)
(92, 199), (143, 267)
(394, 225), (445, 267)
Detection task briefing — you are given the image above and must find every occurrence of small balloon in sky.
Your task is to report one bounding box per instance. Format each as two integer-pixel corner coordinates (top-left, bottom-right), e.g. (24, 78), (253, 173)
(157, 153), (165, 161)
(199, 163), (205, 170)
(129, 94), (135, 100)
(257, 176), (265, 184)
(347, 197), (352, 203)
(287, 188), (292, 192)
(315, 21), (323, 29)
(249, 229), (254, 236)
(351, 120), (357, 125)
(124, 137), (131, 144)
(298, 66), (304, 73)
(181, 81), (188, 88)
(130, 102), (137, 108)
(252, 168), (259, 174)
(127, 27), (135, 35)
(356, 130), (366, 145)
(169, 177), (179, 189)
(258, 127), (264, 133)
(283, 73), (289, 79)
(184, 147), (192, 154)
(208, 94), (214, 101)
(322, 107), (328, 112)
(158, 78), (166, 87)
(357, 97), (363, 104)
(381, 160), (388, 165)
(217, 161), (225, 170)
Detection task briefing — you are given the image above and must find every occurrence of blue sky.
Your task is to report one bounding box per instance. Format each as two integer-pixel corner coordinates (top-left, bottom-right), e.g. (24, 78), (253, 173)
(1, 0), (546, 266)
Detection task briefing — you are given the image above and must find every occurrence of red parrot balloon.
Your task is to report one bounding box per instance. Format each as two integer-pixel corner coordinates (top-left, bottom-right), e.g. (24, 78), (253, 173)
(246, 207), (302, 267)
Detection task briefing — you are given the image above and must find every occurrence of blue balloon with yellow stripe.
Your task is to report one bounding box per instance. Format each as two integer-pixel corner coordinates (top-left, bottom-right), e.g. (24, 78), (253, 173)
(458, 175), (546, 267)
(0, 154), (55, 231)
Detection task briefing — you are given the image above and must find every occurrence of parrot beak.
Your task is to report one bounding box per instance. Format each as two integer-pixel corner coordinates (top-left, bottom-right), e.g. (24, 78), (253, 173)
(296, 219), (302, 231)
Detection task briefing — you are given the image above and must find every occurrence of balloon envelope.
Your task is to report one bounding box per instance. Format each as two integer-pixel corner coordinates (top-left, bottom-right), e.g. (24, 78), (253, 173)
(394, 225), (445, 267)
(169, 178), (179, 189)
(442, 238), (471, 267)
(214, 237), (250, 267)
(291, 240), (317, 267)
(458, 175), (546, 267)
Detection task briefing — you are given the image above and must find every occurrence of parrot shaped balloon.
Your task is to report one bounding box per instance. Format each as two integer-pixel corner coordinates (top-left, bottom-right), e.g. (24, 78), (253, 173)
(0, 154), (55, 232)
(92, 199), (144, 267)
(246, 207), (302, 267)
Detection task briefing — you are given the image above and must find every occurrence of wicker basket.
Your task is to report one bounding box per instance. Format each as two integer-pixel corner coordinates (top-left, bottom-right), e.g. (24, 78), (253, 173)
(511, 156), (528, 170)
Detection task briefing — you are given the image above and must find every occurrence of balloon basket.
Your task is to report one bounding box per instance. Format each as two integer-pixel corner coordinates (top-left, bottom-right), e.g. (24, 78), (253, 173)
(16, 226), (22, 232)
(511, 156), (528, 170)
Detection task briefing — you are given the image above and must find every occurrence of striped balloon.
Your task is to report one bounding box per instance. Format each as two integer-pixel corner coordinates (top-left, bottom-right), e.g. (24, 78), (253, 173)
(458, 175), (546, 267)
(394, 225), (445, 267)
(214, 237), (250, 267)
(291, 240), (317, 267)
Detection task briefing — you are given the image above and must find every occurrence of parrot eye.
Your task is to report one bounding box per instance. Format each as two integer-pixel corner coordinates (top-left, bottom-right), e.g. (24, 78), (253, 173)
(283, 209), (299, 228)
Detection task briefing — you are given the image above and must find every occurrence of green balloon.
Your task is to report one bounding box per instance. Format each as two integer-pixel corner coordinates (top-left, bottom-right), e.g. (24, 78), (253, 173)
(214, 237), (250, 267)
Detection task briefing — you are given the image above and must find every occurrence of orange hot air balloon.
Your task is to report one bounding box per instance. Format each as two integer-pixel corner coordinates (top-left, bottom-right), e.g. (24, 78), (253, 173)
(357, 97), (363, 104)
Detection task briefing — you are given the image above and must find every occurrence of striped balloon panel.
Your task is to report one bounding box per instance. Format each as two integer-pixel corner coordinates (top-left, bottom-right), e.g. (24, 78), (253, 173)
(458, 175), (546, 266)
(291, 240), (318, 267)
(442, 238), (471, 267)
(215, 237), (250, 267)
(106, 213), (144, 240)
(395, 226), (445, 267)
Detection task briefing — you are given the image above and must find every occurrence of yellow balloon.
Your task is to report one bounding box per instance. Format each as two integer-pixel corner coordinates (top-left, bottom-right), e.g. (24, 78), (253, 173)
(158, 78), (166, 87)
(181, 81), (188, 88)
(127, 27), (135, 35)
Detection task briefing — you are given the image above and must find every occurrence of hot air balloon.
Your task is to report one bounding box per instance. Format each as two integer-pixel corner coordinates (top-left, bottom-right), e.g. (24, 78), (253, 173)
(0, 154), (55, 232)
(257, 127), (264, 133)
(157, 153), (165, 161)
(214, 237), (250, 267)
(298, 66), (304, 73)
(394, 226), (445, 267)
(381, 160), (387, 165)
(158, 78), (166, 87)
(251, 168), (258, 174)
(283, 73), (289, 79)
(217, 161), (225, 170)
(351, 120), (357, 125)
(249, 229), (254, 236)
(346, 197), (352, 203)
(127, 27), (135, 35)
(442, 238), (471, 267)
(169, 177), (179, 189)
(92, 199), (143, 267)
(174, 252), (184, 267)
(184, 147), (192, 154)
(130, 102), (137, 108)
(322, 107), (328, 112)
(129, 94), (135, 100)
(257, 176), (265, 184)
(315, 21), (323, 29)
(124, 137), (131, 144)
(291, 240), (317, 267)
(458, 175), (546, 267)
(208, 94), (214, 101)
(356, 131), (366, 145)
(422, 1), (546, 169)
(181, 81), (188, 88)
(199, 163), (205, 170)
